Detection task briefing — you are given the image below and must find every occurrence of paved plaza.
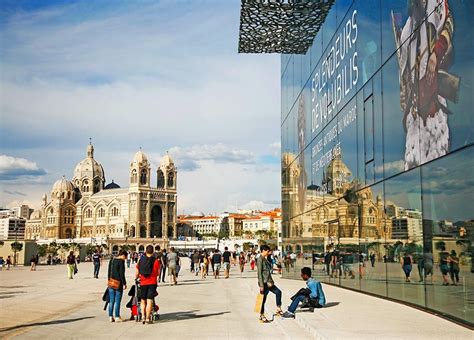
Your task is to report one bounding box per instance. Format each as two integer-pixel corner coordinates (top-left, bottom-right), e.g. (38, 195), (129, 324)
(0, 259), (472, 339)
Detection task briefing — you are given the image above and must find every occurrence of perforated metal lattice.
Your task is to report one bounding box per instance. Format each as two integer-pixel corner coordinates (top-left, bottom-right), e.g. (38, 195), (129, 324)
(238, 0), (335, 54)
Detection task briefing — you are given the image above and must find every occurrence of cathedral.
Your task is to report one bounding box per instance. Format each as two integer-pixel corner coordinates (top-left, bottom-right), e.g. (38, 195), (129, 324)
(25, 143), (178, 248)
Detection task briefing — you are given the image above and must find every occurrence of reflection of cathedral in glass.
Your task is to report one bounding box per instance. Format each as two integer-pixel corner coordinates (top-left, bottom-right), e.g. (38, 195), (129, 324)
(282, 152), (390, 244)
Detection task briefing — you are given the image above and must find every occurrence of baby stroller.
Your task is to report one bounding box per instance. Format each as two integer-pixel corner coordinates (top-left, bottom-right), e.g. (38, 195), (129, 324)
(126, 278), (160, 322)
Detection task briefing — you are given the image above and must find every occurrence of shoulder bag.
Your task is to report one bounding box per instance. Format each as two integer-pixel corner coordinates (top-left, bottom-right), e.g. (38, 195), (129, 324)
(107, 259), (121, 290)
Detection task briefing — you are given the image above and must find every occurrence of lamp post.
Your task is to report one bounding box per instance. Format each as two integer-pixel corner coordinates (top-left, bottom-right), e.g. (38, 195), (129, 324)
(13, 218), (18, 266)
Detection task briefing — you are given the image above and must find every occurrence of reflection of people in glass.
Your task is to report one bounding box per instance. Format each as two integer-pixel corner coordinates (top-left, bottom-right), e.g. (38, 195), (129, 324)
(439, 246), (451, 286)
(449, 250), (460, 286)
(393, 0), (455, 169)
(401, 252), (413, 282)
(422, 249), (434, 283)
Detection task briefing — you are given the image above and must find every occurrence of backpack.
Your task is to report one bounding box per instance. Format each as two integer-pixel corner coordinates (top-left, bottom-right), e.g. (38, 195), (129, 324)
(138, 256), (156, 277)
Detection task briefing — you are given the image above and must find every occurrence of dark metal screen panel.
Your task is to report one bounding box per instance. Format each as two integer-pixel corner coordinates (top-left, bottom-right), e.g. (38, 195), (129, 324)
(238, 0), (335, 54)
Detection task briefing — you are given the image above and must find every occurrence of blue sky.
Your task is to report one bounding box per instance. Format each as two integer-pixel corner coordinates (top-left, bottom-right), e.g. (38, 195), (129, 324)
(0, 0), (281, 213)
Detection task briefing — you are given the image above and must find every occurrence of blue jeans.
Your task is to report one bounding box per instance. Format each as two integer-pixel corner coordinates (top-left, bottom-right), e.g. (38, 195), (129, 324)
(93, 263), (100, 277)
(261, 284), (282, 314)
(108, 288), (123, 317)
(288, 294), (306, 313)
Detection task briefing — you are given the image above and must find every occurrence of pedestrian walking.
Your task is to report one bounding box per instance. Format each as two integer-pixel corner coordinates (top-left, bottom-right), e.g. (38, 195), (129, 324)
(192, 250), (200, 276)
(136, 245), (160, 324)
(30, 255), (37, 271)
(239, 252), (246, 273)
(401, 252), (413, 282)
(449, 250), (460, 285)
(200, 251), (207, 279)
(439, 246), (451, 285)
(250, 253), (256, 271)
(370, 253), (376, 268)
(6, 256), (12, 270)
(222, 247), (231, 279)
(107, 250), (127, 322)
(92, 248), (102, 278)
(66, 251), (77, 279)
(257, 245), (283, 323)
(160, 249), (168, 283)
(212, 249), (222, 279)
(422, 249), (434, 283)
(126, 252), (131, 268)
(0, 256), (4, 271)
(167, 247), (179, 285)
(282, 267), (326, 318)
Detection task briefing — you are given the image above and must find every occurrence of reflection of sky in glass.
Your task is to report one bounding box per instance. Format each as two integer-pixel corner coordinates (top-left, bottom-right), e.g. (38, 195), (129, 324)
(422, 147), (474, 222)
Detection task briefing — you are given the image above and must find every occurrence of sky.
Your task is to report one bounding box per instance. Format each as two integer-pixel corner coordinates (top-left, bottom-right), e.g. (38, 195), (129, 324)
(0, 0), (281, 214)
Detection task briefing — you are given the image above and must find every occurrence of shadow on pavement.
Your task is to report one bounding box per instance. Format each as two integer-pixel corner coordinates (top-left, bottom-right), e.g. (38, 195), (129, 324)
(158, 310), (230, 323)
(324, 302), (340, 308)
(0, 316), (95, 333)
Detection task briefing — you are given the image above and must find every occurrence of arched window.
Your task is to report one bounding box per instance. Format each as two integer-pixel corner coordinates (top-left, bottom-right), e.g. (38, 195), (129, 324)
(94, 179), (100, 193)
(131, 169), (137, 183)
(111, 207), (119, 216)
(167, 172), (174, 187)
(157, 170), (165, 188)
(140, 169), (147, 185)
(98, 208), (105, 218)
(85, 208), (92, 218)
(65, 228), (72, 239)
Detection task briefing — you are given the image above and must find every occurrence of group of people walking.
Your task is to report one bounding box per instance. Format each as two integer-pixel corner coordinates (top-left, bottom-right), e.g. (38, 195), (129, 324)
(189, 247), (232, 279)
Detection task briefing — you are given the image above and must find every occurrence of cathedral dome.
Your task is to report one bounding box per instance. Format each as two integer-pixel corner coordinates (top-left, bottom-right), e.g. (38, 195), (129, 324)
(132, 150), (149, 164)
(72, 142), (105, 194)
(104, 180), (120, 190)
(51, 176), (75, 200)
(52, 177), (74, 193)
(160, 153), (174, 167)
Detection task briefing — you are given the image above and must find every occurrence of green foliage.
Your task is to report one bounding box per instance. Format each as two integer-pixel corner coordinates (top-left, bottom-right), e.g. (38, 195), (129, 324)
(435, 241), (446, 250)
(242, 242), (255, 251)
(11, 241), (23, 252)
(218, 229), (229, 240)
(85, 244), (95, 256)
(37, 244), (48, 257)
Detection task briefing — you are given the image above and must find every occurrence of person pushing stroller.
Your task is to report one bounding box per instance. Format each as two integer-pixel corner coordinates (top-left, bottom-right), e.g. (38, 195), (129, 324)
(135, 245), (161, 324)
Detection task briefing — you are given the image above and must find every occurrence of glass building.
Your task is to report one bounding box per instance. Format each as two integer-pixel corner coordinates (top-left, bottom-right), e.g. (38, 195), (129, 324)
(279, 0), (473, 326)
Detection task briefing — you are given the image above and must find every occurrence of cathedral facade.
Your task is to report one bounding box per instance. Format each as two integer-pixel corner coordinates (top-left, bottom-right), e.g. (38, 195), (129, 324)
(26, 143), (178, 246)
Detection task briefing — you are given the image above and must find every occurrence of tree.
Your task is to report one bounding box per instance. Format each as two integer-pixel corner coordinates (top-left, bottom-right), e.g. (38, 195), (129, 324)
(435, 241), (446, 251)
(11, 241), (23, 265)
(37, 244), (49, 257)
(243, 230), (254, 239)
(11, 241), (23, 252)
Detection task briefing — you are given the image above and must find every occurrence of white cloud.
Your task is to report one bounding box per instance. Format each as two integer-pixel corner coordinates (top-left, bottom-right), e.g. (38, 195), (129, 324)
(168, 143), (256, 171)
(0, 155), (47, 180)
(269, 141), (281, 156)
(375, 160), (405, 175)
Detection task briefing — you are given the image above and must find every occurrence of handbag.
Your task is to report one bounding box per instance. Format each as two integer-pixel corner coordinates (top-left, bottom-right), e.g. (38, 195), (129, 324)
(107, 259), (121, 290)
(254, 293), (264, 313)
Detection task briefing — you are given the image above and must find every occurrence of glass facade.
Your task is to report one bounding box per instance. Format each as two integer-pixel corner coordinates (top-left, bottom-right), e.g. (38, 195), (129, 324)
(281, 0), (473, 326)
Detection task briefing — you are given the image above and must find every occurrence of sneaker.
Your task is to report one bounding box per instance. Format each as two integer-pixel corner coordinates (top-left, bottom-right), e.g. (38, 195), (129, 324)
(109, 317), (115, 322)
(281, 311), (295, 319)
(115, 317), (125, 323)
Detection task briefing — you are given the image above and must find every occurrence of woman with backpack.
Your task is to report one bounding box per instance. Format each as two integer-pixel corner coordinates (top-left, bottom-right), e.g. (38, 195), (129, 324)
(107, 250), (127, 322)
